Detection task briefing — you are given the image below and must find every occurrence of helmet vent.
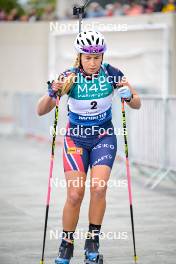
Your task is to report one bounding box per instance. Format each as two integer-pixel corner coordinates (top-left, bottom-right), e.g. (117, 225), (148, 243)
(86, 38), (92, 45)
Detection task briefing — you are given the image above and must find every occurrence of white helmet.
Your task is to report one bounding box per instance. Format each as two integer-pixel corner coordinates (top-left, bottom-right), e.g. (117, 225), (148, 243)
(74, 30), (107, 54)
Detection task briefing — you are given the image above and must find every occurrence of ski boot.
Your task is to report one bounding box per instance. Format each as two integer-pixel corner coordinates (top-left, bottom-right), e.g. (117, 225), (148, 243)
(55, 240), (74, 264)
(84, 233), (103, 264)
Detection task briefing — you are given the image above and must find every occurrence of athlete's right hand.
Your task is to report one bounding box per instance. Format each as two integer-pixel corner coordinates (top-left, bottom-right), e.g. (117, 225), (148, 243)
(48, 75), (64, 99)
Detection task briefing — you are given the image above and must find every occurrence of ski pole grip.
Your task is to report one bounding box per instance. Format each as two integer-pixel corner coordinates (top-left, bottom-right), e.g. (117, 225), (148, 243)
(57, 89), (62, 98)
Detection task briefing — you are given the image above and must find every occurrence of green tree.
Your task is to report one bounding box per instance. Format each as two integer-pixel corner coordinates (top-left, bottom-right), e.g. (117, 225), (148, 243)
(27, 0), (56, 17)
(0, 0), (25, 15)
(27, 0), (56, 9)
(0, 0), (19, 12)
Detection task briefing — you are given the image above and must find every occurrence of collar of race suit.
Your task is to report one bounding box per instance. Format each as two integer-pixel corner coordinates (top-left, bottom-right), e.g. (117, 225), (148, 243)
(79, 66), (100, 80)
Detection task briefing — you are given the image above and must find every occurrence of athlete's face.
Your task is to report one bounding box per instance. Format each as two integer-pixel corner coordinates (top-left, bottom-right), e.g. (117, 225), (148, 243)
(81, 54), (103, 75)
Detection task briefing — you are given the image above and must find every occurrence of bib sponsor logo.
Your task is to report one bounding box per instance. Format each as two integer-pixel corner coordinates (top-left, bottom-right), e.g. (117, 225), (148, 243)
(78, 112), (106, 121)
(78, 83), (108, 98)
(78, 83), (108, 96)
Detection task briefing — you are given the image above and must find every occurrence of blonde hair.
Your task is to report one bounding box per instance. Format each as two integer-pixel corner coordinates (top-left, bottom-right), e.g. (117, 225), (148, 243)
(61, 54), (81, 96)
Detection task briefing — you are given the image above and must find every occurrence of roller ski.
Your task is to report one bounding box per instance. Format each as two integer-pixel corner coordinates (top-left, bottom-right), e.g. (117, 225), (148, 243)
(84, 233), (103, 264)
(55, 240), (74, 264)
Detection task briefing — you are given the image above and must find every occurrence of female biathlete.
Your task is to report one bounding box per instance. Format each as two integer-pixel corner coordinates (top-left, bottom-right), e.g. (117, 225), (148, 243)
(37, 30), (141, 264)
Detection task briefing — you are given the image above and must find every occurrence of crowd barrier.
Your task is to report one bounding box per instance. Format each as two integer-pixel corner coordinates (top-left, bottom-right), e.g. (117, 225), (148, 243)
(0, 93), (175, 188)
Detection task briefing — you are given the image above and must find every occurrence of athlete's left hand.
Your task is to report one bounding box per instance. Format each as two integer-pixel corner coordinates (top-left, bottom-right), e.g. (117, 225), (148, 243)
(117, 86), (132, 102)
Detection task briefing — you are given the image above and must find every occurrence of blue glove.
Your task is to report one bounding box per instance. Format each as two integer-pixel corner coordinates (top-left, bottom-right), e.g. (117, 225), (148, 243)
(117, 86), (132, 102)
(47, 81), (57, 99)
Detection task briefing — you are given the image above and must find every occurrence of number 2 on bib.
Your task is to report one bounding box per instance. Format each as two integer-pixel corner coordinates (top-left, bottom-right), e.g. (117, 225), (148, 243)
(91, 101), (98, 110)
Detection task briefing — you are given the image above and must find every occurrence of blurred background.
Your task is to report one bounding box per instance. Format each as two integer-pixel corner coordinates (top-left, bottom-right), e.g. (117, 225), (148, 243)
(1, 0), (176, 177)
(0, 1), (176, 264)
(0, 0), (176, 21)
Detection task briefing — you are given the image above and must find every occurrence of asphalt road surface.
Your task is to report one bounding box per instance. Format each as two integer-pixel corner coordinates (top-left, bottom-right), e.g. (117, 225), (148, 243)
(0, 135), (175, 264)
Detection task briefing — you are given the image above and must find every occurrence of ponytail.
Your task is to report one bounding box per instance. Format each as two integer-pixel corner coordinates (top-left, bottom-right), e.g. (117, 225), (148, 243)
(61, 54), (81, 96)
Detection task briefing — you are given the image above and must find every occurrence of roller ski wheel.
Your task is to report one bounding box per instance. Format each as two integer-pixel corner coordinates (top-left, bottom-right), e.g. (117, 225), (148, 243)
(55, 240), (74, 264)
(84, 254), (103, 264)
(84, 233), (103, 264)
